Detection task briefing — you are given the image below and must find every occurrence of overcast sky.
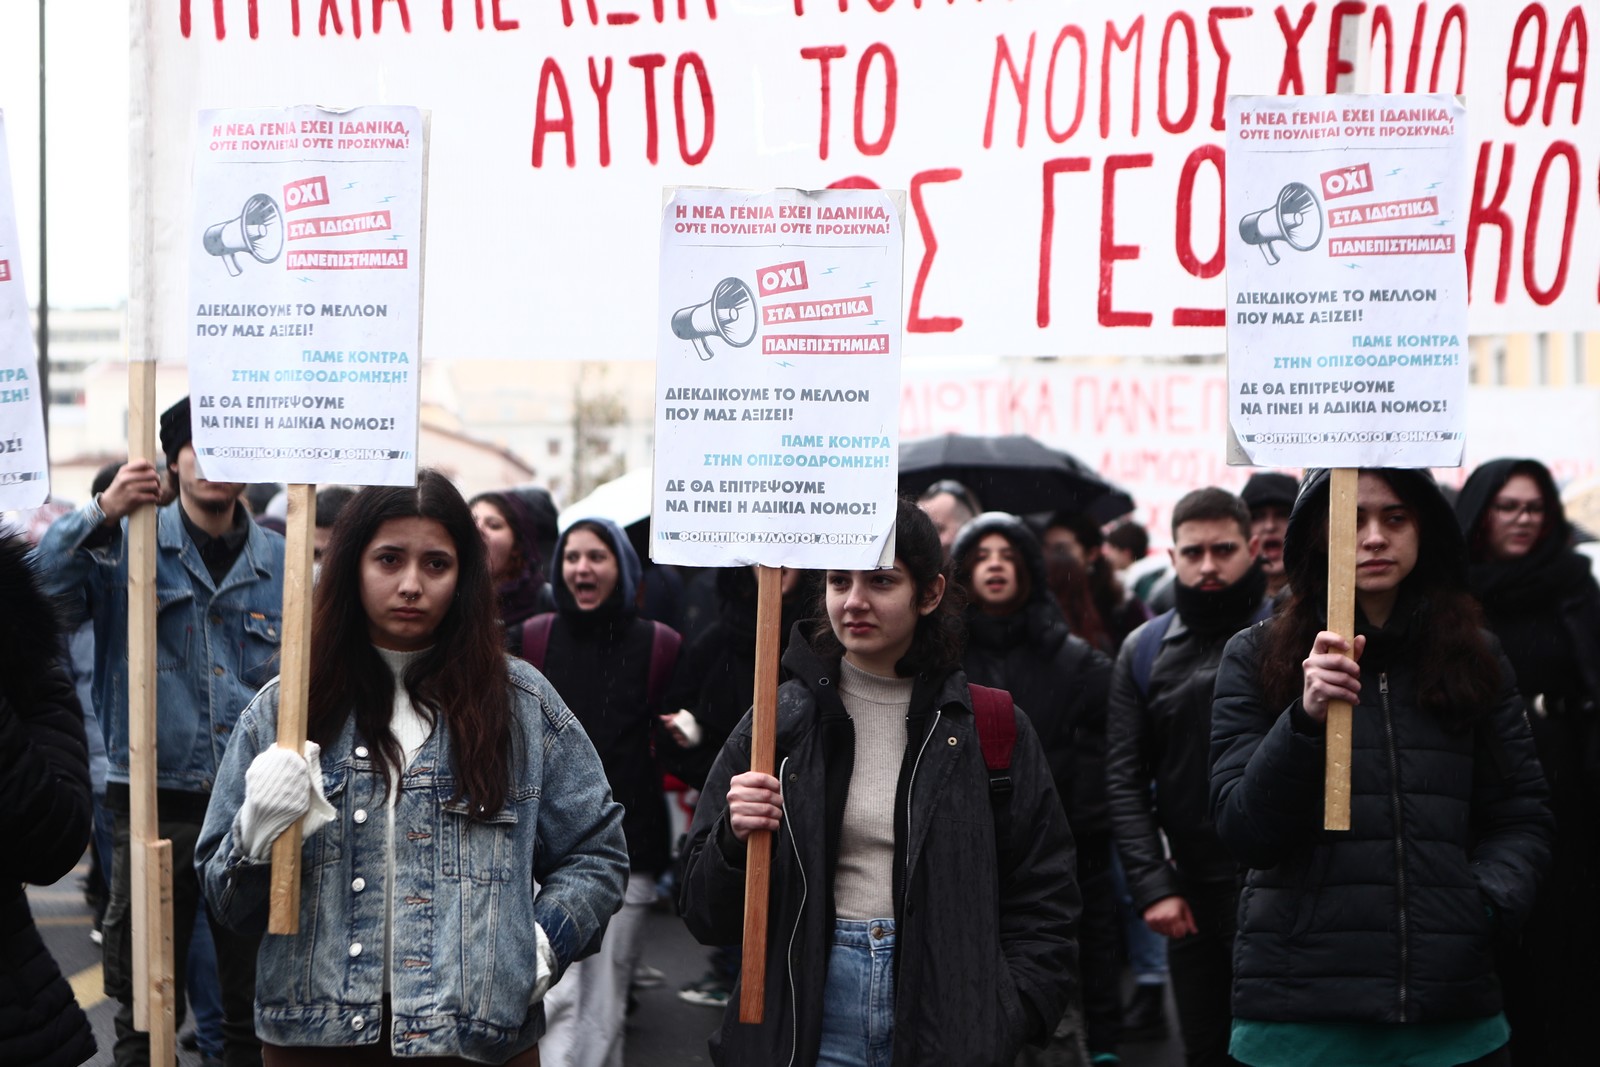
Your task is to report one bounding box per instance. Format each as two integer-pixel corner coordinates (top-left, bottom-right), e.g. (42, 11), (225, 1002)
(1, 3), (129, 309)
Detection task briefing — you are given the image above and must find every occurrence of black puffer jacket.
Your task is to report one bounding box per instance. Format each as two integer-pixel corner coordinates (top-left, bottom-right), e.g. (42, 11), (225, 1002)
(678, 628), (1079, 1066)
(1209, 469), (1553, 1024)
(953, 513), (1113, 837)
(0, 535), (96, 1067)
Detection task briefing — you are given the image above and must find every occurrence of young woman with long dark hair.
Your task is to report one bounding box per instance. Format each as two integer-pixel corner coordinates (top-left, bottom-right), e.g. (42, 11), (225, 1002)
(1455, 458), (1600, 1065)
(198, 470), (629, 1066)
(679, 498), (1080, 1066)
(1209, 469), (1553, 1067)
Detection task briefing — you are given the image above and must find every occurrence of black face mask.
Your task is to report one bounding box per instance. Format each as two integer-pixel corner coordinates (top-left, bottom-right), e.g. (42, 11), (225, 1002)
(1174, 561), (1268, 636)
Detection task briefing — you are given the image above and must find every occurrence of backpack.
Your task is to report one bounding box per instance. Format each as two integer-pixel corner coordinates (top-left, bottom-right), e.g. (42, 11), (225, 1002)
(518, 613), (683, 711)
(1130, 599), (1275, 698)
(968, 683), (1025, 859)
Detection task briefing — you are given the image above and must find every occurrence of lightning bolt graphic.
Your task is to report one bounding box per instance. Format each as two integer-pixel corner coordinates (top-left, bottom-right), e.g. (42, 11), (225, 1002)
(343, 182), (359, 190)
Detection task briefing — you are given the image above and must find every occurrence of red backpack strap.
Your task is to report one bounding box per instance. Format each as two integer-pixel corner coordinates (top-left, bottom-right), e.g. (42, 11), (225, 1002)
(968, 684), (1017, 796)
(646, 621), (683, 711)
(519, 613), (556, 670)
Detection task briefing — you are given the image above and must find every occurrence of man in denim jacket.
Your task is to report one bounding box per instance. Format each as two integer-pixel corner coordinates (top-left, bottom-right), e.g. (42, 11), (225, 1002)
(33, 397), (284, 1067)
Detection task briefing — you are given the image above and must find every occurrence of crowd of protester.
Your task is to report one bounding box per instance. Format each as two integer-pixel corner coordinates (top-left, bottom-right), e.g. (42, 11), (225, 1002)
(2, 399), (1594, 1067)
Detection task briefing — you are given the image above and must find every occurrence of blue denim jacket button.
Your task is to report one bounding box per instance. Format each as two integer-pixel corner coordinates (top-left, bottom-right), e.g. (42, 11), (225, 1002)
(354, 809), (369, 824)
(352, 877), (366, 892)
(349, 942), (363, 957)
(355, 746), (369, 758)
(351, 1015), (365, 1031)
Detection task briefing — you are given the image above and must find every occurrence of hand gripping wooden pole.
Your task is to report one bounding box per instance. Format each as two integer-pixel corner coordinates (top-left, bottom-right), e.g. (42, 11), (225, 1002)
(1324, 468), (1358, 831)
(126, 359), (175, 1062)
(739, 566), (784, 1024)
(269, 484), (317, 933)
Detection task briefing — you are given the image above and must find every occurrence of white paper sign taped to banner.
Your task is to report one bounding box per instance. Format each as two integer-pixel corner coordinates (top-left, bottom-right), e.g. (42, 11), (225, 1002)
(651, 187), (902, 569)
(0, 113), (48, 510)
(187, 104), (425, 486)
(1225, 94), (1470, 469)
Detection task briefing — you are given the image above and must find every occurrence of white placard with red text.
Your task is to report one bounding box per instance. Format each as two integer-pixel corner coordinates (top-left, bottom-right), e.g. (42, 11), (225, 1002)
(186, 105), (425, 485)
(652, 186), (902, 568)
(138, 3), (1599, 363)
(1225, 94), (1470, 468)
(0, 113), (47, 510)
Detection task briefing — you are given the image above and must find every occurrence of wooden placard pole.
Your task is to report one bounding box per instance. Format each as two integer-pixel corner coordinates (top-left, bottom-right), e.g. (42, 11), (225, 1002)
(126, 358), (175, 1060)
(1323, 468), (1358, 831)
(739, 565), (784, 1024)
(1322, 12), (1367, 834)
(268, 483), (317, 933)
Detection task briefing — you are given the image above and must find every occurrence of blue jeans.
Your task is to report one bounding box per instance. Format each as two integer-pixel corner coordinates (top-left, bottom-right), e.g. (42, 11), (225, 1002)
(818, 918), (896, 1067)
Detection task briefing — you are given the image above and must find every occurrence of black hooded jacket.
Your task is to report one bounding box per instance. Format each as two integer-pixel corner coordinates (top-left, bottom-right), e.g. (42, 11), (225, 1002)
(678, 627), (1079, 1066)
(1209, 468), (1553, 1024)
(0, 535), (96, 1067)
(528, 518), (672, 875)
(1455, 459), (1600, 1058)
(1455, 459), (1600, 721)
(952, 514), (1113, 837)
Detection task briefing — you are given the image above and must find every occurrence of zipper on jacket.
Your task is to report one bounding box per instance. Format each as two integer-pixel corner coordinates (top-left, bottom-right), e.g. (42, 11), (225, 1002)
(1378, 672), (1411, 1022)
(777, 755), (807, 1067)
(902, 709), (942, 905)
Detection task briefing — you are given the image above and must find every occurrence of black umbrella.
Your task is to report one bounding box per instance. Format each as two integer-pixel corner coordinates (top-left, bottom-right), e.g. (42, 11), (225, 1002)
(898, 434), (1132, 519)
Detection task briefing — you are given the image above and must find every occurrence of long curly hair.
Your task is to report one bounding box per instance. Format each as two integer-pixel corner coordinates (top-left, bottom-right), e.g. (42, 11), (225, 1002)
(307, 469), (515, 817)
(1257, 470), (1498, 727)
(808, 496), (966, 677)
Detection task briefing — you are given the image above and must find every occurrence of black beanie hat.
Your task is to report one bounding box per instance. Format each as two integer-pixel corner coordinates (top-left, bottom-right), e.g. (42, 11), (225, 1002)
(159, 397), (193, 469)
(1241, 471), (1299, 512)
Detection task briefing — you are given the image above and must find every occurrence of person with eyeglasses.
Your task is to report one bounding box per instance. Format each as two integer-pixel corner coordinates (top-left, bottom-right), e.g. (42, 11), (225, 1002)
(1455, 459), (1600, 1066)
(1104, 488), (1273, 1066)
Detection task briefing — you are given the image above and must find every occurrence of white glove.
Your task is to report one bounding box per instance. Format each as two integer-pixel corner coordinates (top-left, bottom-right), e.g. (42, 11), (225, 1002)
(530, 923), (557, 1004)
(662, 709), (703, 749)
(236, 741), (336, 860)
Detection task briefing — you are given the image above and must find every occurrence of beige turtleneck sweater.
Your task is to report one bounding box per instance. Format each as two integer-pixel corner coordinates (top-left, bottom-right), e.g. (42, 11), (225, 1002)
(832, 658), (913, 921)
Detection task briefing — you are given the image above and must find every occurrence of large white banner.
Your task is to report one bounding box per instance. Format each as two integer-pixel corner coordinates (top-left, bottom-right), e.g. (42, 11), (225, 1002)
(1225, 94), (1469, 468)
(652, 186), (902, 568)
(186, 104), (425, 485)
(0, 113), (48, 510)
(139, 3), (1599, 362)
(901, 358), (1600, 545)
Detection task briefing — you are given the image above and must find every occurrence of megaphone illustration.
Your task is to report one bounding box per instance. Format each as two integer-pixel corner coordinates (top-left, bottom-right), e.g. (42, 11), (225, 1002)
(203, 193), (284, 277)
(1238, 182), (1323, 265)
(671, 277), (757, 360)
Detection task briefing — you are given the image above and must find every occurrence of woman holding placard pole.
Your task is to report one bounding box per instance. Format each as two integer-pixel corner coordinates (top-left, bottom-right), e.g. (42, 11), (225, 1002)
(197, 470), (628, 1065)
(1209, 469), (1552, 1067)
(679, 498), (1079, 1066)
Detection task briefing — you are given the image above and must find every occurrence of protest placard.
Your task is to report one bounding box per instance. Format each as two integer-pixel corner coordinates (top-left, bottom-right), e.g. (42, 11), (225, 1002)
(0, 112), (48, 511)
(1226, 94), (1470, 469)
(652, 186), (903, 570)
(187, 105), (425, 485)
(137, 3), (1599, 362)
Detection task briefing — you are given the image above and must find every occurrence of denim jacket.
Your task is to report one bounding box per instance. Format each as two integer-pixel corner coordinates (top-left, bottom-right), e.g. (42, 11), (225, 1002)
(32, 499), (285, 794)
(196, 657), (629, 1062)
